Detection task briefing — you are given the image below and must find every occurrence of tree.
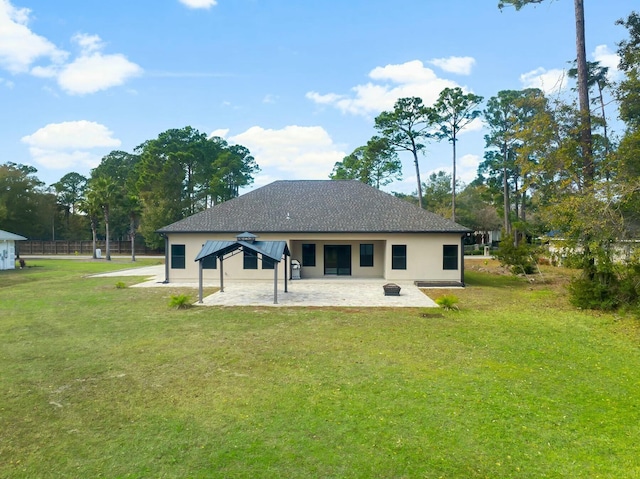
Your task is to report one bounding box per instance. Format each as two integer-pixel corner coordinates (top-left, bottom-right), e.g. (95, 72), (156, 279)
(432, 87), (483, 221)
(87, 177), (120, 261)
(0, 163), (48, 238)
(422, 171), (452, 217)
(456, 183), (502, 240)
(79, 193), (102, 259)
(52, 172), (87, 217)
(122, 194), (142, 262)
(209, 143), (260, 204)
(330, 136), (401, 188)
(133, 127), (258, 249)
(616, 12), (640, 128)
(499, 0), (593, 182)
(482, 89), (544, 235)
(374, 97), (437, 208)
(568, 60), (612, 158)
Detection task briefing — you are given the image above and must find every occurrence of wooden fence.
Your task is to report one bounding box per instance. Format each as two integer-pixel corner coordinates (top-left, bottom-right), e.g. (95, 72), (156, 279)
(18, 240), (161, 256)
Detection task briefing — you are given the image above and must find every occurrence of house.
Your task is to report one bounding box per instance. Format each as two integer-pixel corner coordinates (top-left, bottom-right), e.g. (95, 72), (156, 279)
(157, 180), (472, 285)
(0, 229), (27, 271)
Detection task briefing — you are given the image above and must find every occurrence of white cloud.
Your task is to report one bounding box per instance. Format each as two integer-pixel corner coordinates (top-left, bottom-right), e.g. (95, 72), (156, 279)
(0, 0), (67, 73)
(229, 125), (346, 180)
(21, 120), (121, 170)
(209, 128), (229, 139)
(461, 117), (485, 135)
(72, 33), (104, 54)
(53, 33), (142, 95)
(0, 3), (141, 94)
(592, 44), (622, 81)
(307, 60), (461, 116)
(179, 0), (217, 9)
(305, 91), (345, 105)
(520, 67), (567, 95)
(58, 51), (143, 95)
(458, 153), (481, 184)
(429, 56), (476, 75)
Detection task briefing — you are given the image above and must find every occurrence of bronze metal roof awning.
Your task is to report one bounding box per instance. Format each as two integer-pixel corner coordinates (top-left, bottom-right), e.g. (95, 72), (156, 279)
(194, 238), (291, 304)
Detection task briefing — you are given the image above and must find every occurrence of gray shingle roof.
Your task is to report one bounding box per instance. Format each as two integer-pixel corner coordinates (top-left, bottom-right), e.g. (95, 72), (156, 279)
(158, 180), (471, 234)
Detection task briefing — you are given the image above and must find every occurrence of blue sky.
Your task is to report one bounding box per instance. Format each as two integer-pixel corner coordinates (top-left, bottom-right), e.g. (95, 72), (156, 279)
(0, 0), (635, 194)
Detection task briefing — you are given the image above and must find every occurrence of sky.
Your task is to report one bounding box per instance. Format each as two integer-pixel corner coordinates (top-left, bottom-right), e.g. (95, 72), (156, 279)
(0, 0), (636, 195)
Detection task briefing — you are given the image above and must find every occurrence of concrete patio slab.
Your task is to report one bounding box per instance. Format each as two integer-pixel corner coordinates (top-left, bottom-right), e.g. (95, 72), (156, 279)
(92, 265), (440, 308)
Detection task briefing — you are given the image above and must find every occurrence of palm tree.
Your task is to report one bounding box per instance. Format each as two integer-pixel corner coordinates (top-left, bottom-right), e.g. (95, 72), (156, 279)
(79, 194), (101, 259)
(87, 177), (119, 261)
(123, 194), (142, 262)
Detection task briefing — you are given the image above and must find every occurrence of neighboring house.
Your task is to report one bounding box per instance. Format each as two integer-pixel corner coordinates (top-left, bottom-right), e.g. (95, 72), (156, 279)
(0, 229), (27, 271)
(157, 180), (472, 285)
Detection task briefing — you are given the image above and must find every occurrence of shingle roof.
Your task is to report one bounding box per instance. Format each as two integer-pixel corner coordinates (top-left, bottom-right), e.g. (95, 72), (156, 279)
(158, 180), (471, 234)
(0, 229), (27, 241)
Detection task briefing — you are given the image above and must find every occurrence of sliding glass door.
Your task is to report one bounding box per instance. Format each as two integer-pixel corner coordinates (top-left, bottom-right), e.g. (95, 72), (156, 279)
(324, 245), (351, 275)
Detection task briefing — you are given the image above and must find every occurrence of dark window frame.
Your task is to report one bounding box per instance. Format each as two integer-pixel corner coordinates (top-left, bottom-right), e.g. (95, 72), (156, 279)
(360, 243), (374, 267)
(302, 243), (316, 267)
(243, 249), (258, 269)
(443, 244), (459, 270)
(202, 255), (217, 269)
(262, 256), (275, 270)
(171, 244), (186, 269)
(391, 244), (407, 270)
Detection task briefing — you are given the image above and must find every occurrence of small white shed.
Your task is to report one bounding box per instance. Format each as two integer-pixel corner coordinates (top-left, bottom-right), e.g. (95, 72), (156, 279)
(0, 229), (27, 270)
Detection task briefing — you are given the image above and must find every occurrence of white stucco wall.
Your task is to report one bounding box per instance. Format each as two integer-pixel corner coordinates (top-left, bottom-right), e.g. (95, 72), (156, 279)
(164, 232), (464, 283)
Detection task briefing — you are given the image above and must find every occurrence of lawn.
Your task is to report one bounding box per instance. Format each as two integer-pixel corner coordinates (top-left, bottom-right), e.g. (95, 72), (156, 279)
(1, 258), (639, 478)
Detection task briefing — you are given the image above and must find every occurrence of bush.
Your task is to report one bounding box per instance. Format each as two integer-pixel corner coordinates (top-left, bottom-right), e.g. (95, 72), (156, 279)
(435, 295), (459, 311)
(566, 249), (640, 311)
(568, 275), (619, 311)
(115, 281), (127, 289)
(494, 235), (540, 275)
(169, 294), (192, 309)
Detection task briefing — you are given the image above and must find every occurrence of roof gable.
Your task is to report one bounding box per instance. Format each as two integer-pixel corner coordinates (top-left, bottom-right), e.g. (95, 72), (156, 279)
(0, 229), (27, 241)
(195, 239), (290, 262)
(159, 180), (471, 234)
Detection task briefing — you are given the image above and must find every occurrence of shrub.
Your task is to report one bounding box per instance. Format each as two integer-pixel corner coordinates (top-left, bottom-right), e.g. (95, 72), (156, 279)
(568, 275), (619, 311)
(494, 235), (540, 275)
(169, 294), (192, 309)
(435, 295), (459, 311)
(115, 281), (127, 289)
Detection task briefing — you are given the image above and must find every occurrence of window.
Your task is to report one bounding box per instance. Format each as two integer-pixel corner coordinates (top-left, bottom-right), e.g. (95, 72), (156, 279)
(360, 244), (374, 267)
(443, 245), (459, 270)
(202, 255), (217, 269)
(243, 249), (258, 269)
(262, 256), (275, 270)
(171, 244), (185, 269)
(391, 245), (406, 270)
(302, 244), (316, 266)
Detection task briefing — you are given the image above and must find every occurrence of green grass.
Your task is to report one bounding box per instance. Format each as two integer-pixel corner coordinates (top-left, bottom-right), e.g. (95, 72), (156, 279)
(1, 258), (640, 478)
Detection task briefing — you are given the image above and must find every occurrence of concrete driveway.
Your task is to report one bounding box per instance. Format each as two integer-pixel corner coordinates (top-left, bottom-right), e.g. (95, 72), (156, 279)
(93, 264), (440, 308)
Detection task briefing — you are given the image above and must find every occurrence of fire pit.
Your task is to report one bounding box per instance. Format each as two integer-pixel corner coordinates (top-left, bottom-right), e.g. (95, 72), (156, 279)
(383, 283), (401, 296)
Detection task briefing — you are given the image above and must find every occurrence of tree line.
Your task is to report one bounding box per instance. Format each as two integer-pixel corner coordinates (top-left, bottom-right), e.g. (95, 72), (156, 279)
(0, 126), (259, 257)
(328, 4), (640, 311)
(2, 2), (640, 310)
